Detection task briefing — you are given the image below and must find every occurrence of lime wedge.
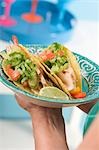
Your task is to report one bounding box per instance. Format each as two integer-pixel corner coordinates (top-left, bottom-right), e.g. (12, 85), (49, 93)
(39, 87), (69, 99)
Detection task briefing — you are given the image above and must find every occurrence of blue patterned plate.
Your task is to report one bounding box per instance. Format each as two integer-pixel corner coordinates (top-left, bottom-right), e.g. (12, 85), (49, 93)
(0, 45), (99, 108)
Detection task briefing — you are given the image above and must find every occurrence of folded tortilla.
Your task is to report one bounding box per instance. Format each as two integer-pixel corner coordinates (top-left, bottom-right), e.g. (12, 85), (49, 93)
(2, 44), (57, 95)
(38, 43), (82, 96)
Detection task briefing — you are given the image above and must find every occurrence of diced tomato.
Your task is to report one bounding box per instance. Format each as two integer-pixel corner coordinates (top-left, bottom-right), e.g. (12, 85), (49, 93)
(46, 51), (55, 60)
(72, 92), (86, 99)
(39, 50), (55, 62)
(40, 54), (48, 62)
(70, 87), (81, 96)
(6, 65), (20, 81)
(9, 70), (20, 81)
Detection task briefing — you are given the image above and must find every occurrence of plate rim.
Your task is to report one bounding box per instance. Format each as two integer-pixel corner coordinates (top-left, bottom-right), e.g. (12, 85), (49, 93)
(0, 45), (99, 104)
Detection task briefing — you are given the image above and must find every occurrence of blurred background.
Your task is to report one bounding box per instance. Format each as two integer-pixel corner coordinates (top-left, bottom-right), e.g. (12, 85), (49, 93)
(0, 0), (99, 149)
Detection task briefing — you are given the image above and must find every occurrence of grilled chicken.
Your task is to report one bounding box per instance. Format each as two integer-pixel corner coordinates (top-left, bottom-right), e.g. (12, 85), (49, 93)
(57, 66), (76, 91)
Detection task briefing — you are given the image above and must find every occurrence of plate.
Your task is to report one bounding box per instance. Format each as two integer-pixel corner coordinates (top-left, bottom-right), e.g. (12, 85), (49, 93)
(0, 45), (99, 108)
(0, 1), (76, 44)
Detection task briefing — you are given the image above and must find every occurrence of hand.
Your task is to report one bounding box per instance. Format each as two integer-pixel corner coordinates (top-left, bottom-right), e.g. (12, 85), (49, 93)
(15, 94), (68, 150)
(77, 99), (98, 114)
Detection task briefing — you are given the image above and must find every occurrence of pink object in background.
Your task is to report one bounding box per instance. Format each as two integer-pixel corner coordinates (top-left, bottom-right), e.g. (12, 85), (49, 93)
(0, 0), (16, 27)
(22, 0), (43, 23)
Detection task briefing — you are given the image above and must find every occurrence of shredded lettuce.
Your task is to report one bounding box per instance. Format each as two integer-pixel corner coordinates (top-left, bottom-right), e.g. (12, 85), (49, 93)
(21, 77), (28, 84)
(51, 63), (68, 73)
(48, 43), (62, 52)
(44, 43), (69, 73)
(48, 43), (67, 55)
(5, 51), (39, 89)
(28, 74), (38, 89)
(8, 52), (25, 67)
(45, 55), (68, 73)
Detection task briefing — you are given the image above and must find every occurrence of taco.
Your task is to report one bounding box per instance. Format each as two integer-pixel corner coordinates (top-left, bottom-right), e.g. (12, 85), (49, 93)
(1, 39), (61, 95)
(38, 42), (86, 98)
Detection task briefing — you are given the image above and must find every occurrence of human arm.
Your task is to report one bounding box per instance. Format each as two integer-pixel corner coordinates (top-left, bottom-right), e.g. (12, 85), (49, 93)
(15, 94), (69, 150)
(77, 114), (99, 150)
(15, 94), (99, 150)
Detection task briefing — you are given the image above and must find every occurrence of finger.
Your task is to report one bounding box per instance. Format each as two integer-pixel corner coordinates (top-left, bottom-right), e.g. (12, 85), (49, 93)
(15, 94), (42, 112)
(15, 94), (28, 110)
(77, 99), (98, 114)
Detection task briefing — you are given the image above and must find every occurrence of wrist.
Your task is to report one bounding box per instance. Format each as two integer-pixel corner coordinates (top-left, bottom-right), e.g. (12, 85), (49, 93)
(34, 130), (68, 150)
(30, 110), (68, 150)
(33, 121), (68, 150)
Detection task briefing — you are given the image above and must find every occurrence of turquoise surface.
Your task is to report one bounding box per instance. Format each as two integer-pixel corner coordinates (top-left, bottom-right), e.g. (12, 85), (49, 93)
(83, 102), (99, 135)
(0, 0), (76, 44)
(0, 94), (30, 118)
